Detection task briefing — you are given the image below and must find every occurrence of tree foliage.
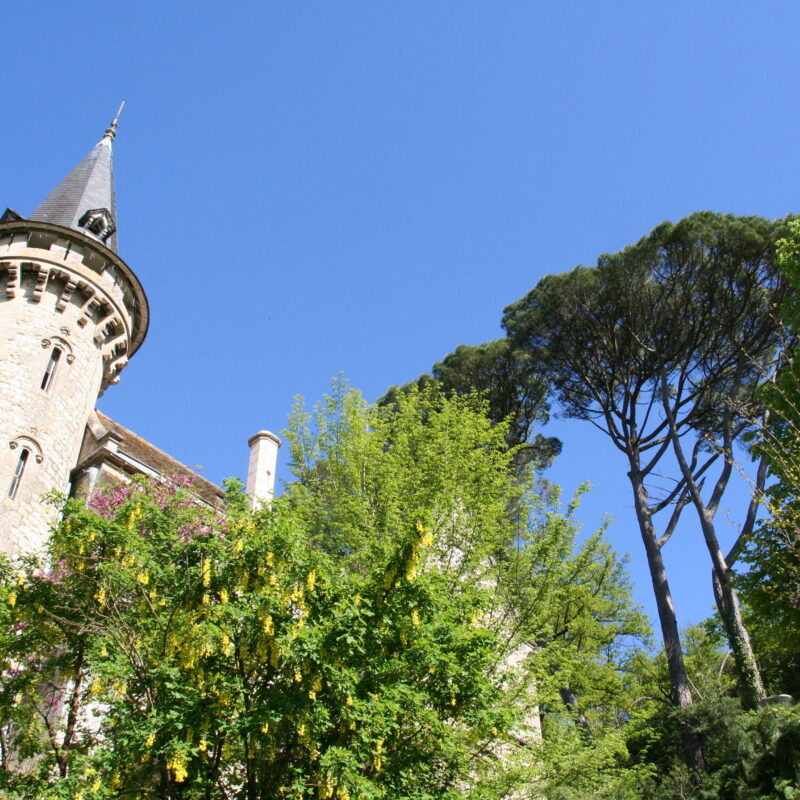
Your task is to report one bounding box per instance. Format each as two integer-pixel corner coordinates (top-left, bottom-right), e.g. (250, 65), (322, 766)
(380, 339), (561, 469)
(0, 383), (646, 799)
(740, 218), (800, 699)
(503, 212), (791, 762)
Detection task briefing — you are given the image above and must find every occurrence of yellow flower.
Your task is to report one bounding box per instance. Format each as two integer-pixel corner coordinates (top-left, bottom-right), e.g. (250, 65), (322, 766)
(145, 732), (155, 748)
(261, 721), (269, 734)
(266, 551), (274, 567)
(201, 558), (212, 587)
(219, 587), (229, 604)
(198, 738), (209, 753)
(308, 690), (317, 700)
(294, 667), (302, 683)
(7, 592), (16, 608)
(261, 614), (274, 636)
(306, 569), (316, 591)
(232, 538), (244, 555)
(167, 752), (188, 783)
(99, 643), (108, 658)
(420, 530), (434, 547)
(411, 609), (420, 627)
(136, 571), (149, 586)
(201, 592), (210, 605)
(345, 694), (353, 707)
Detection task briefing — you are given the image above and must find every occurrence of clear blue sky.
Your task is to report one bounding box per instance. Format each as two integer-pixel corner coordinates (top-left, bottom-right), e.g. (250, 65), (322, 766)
(3, 1), (799, 634)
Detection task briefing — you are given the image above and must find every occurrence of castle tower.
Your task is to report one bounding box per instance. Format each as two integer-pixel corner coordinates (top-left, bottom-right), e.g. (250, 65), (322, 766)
(0, 112), (149, 556)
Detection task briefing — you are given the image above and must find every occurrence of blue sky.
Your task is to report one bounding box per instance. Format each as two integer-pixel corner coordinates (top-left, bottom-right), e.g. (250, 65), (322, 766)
(3, 1), (799, 633)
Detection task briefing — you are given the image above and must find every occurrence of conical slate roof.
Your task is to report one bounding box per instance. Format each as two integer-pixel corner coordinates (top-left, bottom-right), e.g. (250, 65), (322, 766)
(30, 124), (119, 252)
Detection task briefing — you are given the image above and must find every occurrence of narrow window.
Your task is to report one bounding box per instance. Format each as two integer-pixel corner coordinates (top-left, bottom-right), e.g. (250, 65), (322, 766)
(8, 448), (29, 499)
(41, 347), (62, 391)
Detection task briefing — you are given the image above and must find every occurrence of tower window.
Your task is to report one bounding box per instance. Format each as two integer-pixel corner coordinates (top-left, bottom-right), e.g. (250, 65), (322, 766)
(8, 448), (29, 499)
(41, 347), (62, 391)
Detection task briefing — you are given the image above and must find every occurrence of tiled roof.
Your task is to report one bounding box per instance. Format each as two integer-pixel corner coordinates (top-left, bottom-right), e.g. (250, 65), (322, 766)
(87, 411), (225, 506)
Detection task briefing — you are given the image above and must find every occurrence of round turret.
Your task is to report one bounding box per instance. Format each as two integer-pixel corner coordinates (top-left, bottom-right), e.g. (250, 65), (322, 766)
(0, 122), (148, 556)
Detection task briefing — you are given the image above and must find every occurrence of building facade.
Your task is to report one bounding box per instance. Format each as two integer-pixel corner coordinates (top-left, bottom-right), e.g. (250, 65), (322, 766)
(0, 115), (278, 557)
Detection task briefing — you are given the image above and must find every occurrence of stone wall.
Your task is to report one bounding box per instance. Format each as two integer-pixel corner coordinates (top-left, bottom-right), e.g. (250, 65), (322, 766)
(0, 227), (146, 556)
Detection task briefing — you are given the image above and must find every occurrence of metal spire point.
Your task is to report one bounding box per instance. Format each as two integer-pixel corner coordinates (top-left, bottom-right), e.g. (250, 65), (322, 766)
(104, 99), (126, 142)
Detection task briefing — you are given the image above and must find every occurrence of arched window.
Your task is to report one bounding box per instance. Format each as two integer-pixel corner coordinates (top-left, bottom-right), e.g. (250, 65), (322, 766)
(41, 347), (62, 391)
(8, 448), (29, 499)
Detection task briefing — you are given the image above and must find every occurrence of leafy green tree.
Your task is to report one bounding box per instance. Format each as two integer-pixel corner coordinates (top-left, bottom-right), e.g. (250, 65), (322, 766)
(0, 383), (647, 799)
(626, 625), (800, 800)
(741, 218), (800, 699)
(503, 212), (791, 765)
(380, 338), (561, 469)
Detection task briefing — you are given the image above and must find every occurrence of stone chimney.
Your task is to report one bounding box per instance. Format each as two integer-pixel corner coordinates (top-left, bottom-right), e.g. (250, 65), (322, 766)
(246, 431), (281, 509)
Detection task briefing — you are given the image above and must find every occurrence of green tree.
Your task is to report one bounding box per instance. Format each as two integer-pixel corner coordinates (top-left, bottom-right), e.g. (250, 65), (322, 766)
(741, 218), (800, 699)
(380, 338), (561, 469)
(503, 212), (791, 765)
(0, 383), (647, 799)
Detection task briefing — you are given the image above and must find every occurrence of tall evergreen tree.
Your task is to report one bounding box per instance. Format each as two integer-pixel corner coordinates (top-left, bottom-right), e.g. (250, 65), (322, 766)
(503, 212), (791, 767)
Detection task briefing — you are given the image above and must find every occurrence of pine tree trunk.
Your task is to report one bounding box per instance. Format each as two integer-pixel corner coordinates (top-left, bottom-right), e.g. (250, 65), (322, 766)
(629, 471), (706, 773)
(712, 569), (765, 709)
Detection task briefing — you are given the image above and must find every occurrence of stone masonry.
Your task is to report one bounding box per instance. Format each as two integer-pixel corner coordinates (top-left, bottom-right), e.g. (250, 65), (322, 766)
(0, 222), (147, 556)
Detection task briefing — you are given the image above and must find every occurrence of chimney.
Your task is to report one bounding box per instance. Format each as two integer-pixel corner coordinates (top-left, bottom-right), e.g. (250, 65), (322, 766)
(246, 431), (282, 509)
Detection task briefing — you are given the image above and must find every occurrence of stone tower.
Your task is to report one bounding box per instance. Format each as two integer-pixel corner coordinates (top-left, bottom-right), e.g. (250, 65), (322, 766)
(0, 113), (149, 556)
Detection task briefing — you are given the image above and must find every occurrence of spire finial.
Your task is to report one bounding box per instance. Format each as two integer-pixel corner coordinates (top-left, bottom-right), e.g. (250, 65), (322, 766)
(104, 99), (126, 142)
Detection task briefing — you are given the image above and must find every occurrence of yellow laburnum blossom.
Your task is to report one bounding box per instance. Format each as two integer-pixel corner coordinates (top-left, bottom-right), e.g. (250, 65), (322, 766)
(7, 592), (16, 608)
(198, 739), (209, 753)
(232, 538), (244, 555)
(99, 643), (108, 658)
(345, 694), (353, 707)
(201, 558), (212, 587)
(312, 675), (322, 692)
(308, 690), (316, 701)
(420, 530), (434, 548)
(262, 615), (274, 636)
(266, 551), (274, 567)
(261, 721), (269, 734)
(201, 593), (210, 605)
(145, 732), (155, 748)
(167, 752), (188, 783)
(294, 667), (302, 683)
(411, 609), (420, 627)
(136, 571), (149, 586)
(306, 570), (316, 591)
(219, 587), (229, 604)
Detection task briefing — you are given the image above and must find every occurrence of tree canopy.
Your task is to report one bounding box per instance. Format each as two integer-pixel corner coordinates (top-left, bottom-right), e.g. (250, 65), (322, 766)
(502, 212), (791, 763)
(0, 383), (647, 799)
